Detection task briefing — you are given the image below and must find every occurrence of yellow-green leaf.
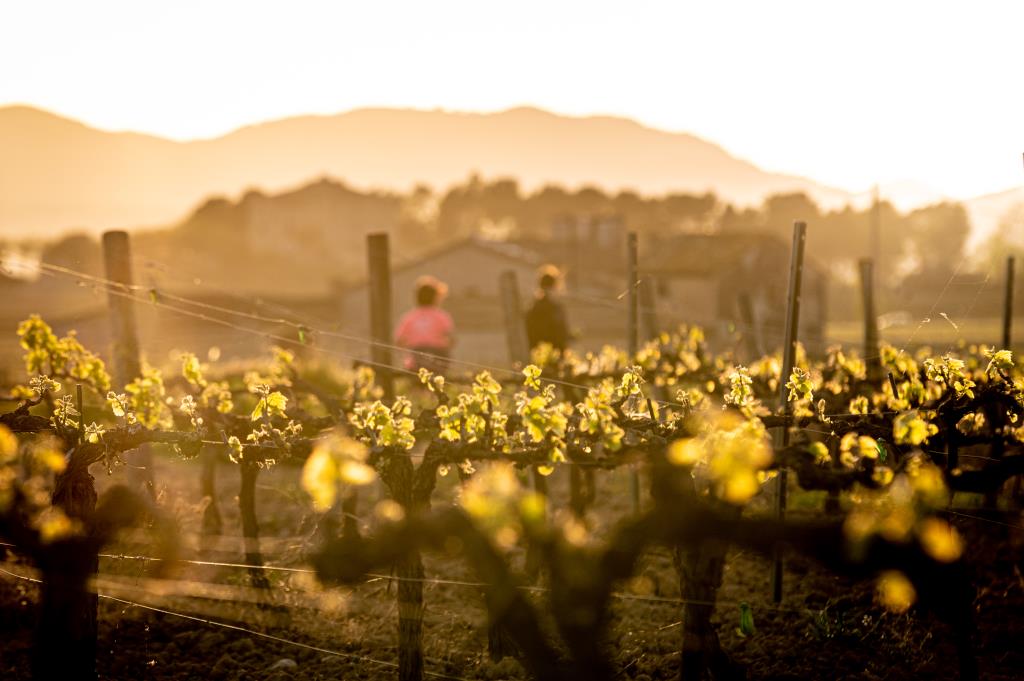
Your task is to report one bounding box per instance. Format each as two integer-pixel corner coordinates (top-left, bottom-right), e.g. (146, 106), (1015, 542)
(917, 518), (964, 562)
(668, 438), (703, 466)
(301, 447), (337, 512)
(338, 460), (376, 486)
(876, 571), (915, 613)
(0, 426), (18, 464)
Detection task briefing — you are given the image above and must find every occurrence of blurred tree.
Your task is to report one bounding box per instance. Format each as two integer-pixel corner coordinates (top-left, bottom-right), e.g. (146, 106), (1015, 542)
(976, 202), (1024, 276)
(40, 233), (103, 275)
(481, 179), (524, 227)
(437, 174), (486, 238)
(397, 184), (439, 248)
(904, 202), (971, 274)
(761, 193), (822, 239)
(436, 178), (722, 243)
(613, 190), (645, 233)
(661, 192), (718, 232)
(718, 204), (763, 233)
(813, 202), (900, 273)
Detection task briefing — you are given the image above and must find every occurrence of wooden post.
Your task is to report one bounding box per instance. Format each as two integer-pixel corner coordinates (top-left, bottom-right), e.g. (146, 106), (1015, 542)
(239, 461), (271, 591)
(771, 221), (807, 604)
(626, 232), (641, 513)
(40, 449), (101, 680)
(367, 233), (395, 399)
(1003, 255), (1016, 349)
(199, 447), (223, 543)
(101, 231), (142, 388)
(627, 232), (639, 357)
(499, 270), (530, 365)
(859, 258), (882, 382)
(381, 455), (426, 681)
(102, 230), (153, 495)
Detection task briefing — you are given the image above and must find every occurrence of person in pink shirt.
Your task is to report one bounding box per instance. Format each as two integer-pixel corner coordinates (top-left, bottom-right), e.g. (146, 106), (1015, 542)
(395, 276), (455, 372)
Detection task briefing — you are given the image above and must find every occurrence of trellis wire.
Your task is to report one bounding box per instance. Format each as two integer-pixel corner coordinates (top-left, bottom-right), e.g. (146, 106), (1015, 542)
(0, 564), (472, 681)
(34, 260), (940, 422)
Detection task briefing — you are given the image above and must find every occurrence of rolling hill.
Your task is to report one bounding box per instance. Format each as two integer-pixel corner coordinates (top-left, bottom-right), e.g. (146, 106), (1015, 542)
(0, 105), (856, 239)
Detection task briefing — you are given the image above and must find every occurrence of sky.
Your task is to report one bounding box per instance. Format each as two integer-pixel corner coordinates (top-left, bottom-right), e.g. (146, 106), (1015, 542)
(2, 0), (1022, 200)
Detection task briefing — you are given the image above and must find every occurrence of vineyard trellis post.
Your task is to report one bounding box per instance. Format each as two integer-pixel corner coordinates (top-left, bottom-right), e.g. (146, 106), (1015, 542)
(101, 230), (154, 495)
(983, 255), (1017, 510)
(1003, 255), (1015, 350)
(771, 220), (806, 604)
(367, 233), (395, 400)
(627, 231), (641, 513)
(1005, 255), (1023, 505)
(859, 258), (882, 383)
(101, 230), (142, 388)
(627, 232), (639, 356)
(498, 270), (530, 365)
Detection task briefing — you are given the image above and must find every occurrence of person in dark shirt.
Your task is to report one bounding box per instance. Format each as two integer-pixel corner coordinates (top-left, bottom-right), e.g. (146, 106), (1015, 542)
(525, 265), (570, 351)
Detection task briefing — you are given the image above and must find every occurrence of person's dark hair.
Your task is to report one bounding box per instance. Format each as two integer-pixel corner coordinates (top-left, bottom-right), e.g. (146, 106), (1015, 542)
(416, 283), (439, 306)
(538, 265), (561, 292)
(413, 275), (447, 307)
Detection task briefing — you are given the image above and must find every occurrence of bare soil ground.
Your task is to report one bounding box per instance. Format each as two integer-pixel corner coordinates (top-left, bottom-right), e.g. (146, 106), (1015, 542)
(1, 452), (1022, 680)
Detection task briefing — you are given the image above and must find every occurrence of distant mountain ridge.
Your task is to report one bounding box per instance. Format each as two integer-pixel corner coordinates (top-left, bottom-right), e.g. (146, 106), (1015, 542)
(2, 105), (1020, 246)
(1, 104), (857, 239)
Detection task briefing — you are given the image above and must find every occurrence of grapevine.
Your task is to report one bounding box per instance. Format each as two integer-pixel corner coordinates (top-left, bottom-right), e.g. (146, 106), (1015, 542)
(1, 315), (1021, 680)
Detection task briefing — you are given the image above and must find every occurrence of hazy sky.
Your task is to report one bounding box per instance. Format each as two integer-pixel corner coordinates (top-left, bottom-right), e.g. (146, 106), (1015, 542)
(3, 1), (1022, 199)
